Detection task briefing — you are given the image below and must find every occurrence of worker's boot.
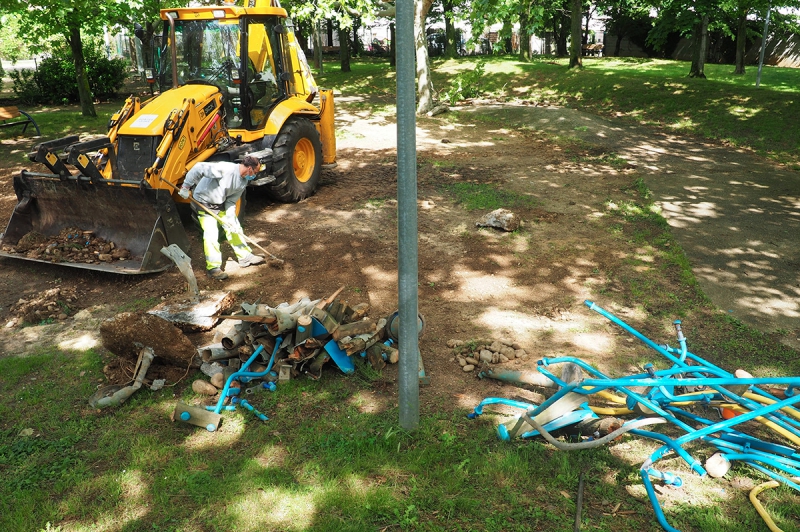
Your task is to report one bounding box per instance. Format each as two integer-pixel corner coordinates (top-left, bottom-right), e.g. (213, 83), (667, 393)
(238, 253), (265, 267)
(207, 267), (228, 280)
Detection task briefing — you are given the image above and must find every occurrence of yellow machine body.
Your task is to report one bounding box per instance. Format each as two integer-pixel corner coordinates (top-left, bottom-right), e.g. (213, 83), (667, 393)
(1, 0), (336, 274)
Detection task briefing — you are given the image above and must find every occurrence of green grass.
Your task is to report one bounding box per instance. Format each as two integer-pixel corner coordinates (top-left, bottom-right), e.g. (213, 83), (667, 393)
(0, 103), (117, 145)
(321, 55), (800, 169)
(431, 56), (800, 168)
(8, 356), (788, 532)
(440, 182), (539, 211)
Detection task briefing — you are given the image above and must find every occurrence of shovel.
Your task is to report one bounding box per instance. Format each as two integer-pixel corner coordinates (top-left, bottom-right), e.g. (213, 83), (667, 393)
(159, 178), (285, 267)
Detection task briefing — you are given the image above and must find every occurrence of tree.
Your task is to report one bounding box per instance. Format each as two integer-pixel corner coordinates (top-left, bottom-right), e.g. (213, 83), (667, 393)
(352, 0), (437, 114)
(719, 0), (773, 74)
(689, 13), (709, 77)
(598, 0), (652, 57)
(414, 0), (436, 113)
(648, 0), (720, 78)
(0, 0), (129, 117)
(568, 0), (583, 67)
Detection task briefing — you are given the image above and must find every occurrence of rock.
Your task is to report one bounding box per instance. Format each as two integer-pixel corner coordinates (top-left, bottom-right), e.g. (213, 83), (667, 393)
(150, 379), (166, 391)
(201, 362), (224, 378)
(447, 339), (464, 348)
(500, 346), (516, 357)
(426, 103), (449, 117)
(19, 428), (34, 437)
(499, 337), (514, 347)
(512, 342), (522, 350)
(515, 349), (527, 358)
(74, 309), (93, 320)
(476, 208), (521, 232)
(462, 364), (475, 372)
(489, 341), (504, 353)
(210, 372), (225, 388)
(480, 350), (496, 363)
(457, 356), (467, 367)
(192, 379), (218, 396)
(98, 253), (113, 262)
(705, 453), (731, 478)
(465, 357), (479, 366)
(499, 355), (509, 363)
(58, 313), (68, 320)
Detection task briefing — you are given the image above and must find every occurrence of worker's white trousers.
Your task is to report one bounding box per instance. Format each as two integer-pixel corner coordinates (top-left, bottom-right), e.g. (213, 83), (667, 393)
(198, 210), (252, 270)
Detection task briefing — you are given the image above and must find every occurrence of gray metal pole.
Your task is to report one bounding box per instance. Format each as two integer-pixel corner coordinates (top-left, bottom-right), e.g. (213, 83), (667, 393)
(396, 0), (420, 430)
(756, 5), (771, 88)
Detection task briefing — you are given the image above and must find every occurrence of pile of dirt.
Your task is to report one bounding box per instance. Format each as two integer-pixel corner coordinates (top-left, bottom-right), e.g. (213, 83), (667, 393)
(8, 286), (79, 325)
(99, 312), (197, 366)
(1, 227), (131, 264)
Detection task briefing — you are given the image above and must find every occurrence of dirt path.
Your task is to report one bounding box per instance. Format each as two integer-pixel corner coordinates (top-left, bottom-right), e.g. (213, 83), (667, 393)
(459, 104), (800, 348)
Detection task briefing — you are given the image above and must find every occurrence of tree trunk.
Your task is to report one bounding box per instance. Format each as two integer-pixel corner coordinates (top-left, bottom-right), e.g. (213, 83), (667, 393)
(502, 19), (513, 54)
(734, 13), (747, 74)
(444, 0), (457, 58)
(326, 19), (334, 46)
(614, 34), (623, 57)
(68, 25), (96, 117)
(128, 37), (139, 72)
(568, 0), (583, 69)
(338, 25), (351, 72)
(689, 15), (709, 78)
(142, 22), (157, 69)
(555, 14), (569, 56)
(351, 17), (361, 57)
(314, 21), (323, 74)
(389, 23), (396, 67)
(415, 0), (435, 115)
(142, 22), (158, 95)
(519, 10), (531, 60)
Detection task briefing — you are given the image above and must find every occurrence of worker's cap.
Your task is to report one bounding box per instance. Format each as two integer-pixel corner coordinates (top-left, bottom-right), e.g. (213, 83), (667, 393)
(241, 155), (260, 169)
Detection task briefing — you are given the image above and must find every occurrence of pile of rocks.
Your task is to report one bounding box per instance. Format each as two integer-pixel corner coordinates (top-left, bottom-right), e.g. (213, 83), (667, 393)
(6, 286), (79, 326)
(448, 337), (530, 372)
(1, 227), (131, 264)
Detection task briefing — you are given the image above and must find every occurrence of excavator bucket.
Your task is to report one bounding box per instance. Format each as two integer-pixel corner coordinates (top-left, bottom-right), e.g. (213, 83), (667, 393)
(0, 170), (190, 274)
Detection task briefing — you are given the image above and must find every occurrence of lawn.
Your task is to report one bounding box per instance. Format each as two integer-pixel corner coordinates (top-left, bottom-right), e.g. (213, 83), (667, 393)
(2, 55), (800, 532)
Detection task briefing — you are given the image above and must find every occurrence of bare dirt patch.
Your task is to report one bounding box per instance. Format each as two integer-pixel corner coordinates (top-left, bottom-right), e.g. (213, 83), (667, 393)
(0, 97), (796, 404)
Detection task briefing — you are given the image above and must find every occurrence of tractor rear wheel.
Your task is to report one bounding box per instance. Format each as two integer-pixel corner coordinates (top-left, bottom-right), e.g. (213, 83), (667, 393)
(268, 117), (322, 202)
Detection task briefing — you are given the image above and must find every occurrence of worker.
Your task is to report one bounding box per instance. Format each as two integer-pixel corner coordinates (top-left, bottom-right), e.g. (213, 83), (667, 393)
(179, 156), (265, 280)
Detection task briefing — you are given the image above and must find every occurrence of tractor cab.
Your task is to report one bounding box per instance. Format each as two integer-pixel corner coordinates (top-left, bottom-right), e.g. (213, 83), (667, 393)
(158, 15), (286, 130)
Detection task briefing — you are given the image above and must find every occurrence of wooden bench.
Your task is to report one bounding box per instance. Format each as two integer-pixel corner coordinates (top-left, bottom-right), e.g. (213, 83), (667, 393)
(0, 106), (41, 136)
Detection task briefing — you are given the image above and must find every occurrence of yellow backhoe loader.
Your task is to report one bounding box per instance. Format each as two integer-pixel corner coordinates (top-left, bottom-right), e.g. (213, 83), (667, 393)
(0, 0), (335, 274)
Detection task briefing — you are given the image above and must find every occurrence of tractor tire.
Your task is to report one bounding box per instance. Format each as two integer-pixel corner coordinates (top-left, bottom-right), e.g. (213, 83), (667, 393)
(268, 117), (322, 203)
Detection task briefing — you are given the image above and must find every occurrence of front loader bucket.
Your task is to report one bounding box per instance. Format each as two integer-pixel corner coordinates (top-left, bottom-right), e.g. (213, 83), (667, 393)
(0, 171), (190, 274)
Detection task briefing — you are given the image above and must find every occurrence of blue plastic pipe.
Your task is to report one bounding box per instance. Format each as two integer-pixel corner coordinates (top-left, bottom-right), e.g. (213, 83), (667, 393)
(208, 336), (283, 414)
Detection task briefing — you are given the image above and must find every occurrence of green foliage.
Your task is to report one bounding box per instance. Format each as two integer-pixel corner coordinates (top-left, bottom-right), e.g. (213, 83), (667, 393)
(8, 69), (40, 106)
(11, 44), (128, 105)
(442, 60), (486, 104)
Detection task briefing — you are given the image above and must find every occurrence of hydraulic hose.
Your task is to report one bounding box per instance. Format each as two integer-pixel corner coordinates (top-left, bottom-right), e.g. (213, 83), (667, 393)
(749, 477), (800, 532)
(522, 414), (667, 451)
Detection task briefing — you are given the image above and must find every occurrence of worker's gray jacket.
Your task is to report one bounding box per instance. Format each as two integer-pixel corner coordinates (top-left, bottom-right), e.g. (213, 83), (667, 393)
(182, 162), (245, 211)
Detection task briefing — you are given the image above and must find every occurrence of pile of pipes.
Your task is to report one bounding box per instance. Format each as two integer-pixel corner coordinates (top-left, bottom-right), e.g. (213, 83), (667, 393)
(470, 300), (800, 532)
(175, 287), (401, 432)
